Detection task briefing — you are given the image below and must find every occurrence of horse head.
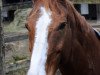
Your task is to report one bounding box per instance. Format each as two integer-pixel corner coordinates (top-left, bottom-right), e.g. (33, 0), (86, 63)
(26, 0), (100, 75)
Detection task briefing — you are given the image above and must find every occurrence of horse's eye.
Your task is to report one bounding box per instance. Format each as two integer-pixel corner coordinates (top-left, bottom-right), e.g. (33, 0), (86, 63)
(25, 23), (30, 31)
(25, 23), (28, 29)
(57, 22), (66, 31)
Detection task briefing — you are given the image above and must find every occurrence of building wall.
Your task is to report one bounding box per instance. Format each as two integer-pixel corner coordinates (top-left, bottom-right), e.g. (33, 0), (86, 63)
(2, 0), (31, 5)
(97, 4), (100, 20)
(0, 0), (2, 7)
(74, 4), (98, 20)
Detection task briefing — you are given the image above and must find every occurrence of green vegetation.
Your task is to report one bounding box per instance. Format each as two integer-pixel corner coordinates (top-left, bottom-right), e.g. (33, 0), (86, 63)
(4, 8), (32, 33)
(13, 55), (27, 62)
(0, 0), (2, 7)
(6, 68), (28, 75)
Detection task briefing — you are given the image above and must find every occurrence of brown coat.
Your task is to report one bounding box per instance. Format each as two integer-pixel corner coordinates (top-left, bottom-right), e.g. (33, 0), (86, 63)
(26, 0), (100, 75)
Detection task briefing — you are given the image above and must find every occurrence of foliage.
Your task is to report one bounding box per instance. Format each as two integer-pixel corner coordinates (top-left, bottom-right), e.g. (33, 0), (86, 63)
(4, 8), (32, 33)
(6, 68), (28, 75)
(12, 55), (27, 62)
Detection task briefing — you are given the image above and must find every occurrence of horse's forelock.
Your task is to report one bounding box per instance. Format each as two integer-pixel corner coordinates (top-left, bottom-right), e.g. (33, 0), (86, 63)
(29, 0), (86, 28)
(32, 0), (68, 14)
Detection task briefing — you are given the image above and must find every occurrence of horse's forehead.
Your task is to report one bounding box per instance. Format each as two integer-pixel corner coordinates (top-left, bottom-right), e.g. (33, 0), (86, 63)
(34, 7), (52, 30)
(29, 7), (52, 27)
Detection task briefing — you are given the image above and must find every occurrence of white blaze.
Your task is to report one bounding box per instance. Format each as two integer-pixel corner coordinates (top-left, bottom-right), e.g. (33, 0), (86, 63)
(27, 7), (52, 75)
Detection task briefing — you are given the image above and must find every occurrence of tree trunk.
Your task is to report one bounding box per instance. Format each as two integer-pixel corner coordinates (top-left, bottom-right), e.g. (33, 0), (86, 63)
(0, 6), (5, 75)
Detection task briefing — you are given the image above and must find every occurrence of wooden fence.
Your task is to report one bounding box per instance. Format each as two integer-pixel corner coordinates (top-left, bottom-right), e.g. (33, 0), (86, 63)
(0, 6), (5, 75)
(1, 1), (30, 74)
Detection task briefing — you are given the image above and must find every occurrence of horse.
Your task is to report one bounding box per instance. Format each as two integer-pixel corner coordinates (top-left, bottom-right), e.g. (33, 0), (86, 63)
(25, 0), (100, 75)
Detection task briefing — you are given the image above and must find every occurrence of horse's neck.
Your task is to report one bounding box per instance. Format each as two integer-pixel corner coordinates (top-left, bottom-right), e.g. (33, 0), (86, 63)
(68, 4), (91, 32)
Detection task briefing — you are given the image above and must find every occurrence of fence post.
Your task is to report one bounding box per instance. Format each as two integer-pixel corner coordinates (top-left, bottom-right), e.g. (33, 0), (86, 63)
(0, 6), (5, 75)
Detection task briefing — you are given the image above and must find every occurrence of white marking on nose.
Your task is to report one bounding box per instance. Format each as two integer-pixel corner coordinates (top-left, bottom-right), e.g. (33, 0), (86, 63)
(27, 7), (52, 75)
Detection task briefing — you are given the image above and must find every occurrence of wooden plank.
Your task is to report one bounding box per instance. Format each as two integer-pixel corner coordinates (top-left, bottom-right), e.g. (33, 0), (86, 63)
(0, 6), (5, 75)
(4, 33), (28, 43)
(2, 1), (32, 8)
(72, 0), (100, 4)
(97, 4), (100, 20)
(6, 59), (30, 73)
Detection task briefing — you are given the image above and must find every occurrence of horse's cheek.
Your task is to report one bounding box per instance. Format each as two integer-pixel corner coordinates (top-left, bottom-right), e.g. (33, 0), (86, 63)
(54, 39), (64, 53)
(54, 33), (64, 52)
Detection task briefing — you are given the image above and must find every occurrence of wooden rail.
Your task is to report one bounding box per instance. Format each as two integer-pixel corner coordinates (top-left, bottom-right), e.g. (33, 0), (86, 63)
(4, 33), (28, 43)
(2, 1), (32, 9)
(0, 6), (5, 75)
(6, 59), (30, 73)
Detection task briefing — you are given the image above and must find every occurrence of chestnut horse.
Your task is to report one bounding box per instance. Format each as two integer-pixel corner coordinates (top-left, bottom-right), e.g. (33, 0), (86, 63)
(26, 0), (100, 75)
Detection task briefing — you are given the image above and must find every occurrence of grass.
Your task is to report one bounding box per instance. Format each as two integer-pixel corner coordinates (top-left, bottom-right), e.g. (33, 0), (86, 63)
(6, 68), (28, 75)
(12, 55), (27, 62)
(3, 8), (31, 33)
